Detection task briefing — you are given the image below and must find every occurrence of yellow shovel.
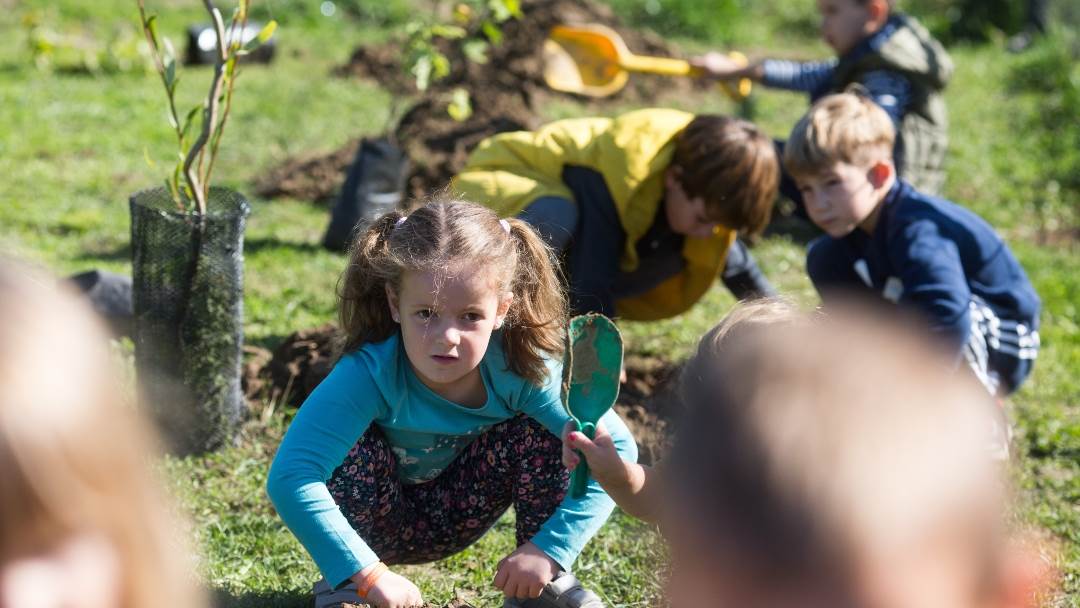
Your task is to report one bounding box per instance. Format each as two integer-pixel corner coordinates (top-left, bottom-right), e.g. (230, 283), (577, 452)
(542, 24), (752, 101)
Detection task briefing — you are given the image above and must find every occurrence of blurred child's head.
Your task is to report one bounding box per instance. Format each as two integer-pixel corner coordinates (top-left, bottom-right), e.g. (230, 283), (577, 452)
(666, 304), (1049, 608)
(818, 0), (894, 55)
(665, 115), (779, 239)
(340, 199), (566, 388)
(0, 259), (206, 608)
(785, 92), (896, 237)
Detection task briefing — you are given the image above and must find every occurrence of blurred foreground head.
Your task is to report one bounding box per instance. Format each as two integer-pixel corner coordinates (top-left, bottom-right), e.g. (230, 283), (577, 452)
(667, 304), (1053, 608)
(0, 259), (206, 608)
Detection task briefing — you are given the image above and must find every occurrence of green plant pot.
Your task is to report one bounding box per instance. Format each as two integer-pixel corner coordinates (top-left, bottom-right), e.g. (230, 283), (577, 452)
(130, 186), (250, 455)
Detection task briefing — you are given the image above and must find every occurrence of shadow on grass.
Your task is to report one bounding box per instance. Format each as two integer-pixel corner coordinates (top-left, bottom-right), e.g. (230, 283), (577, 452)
(212, 588), (310, 608)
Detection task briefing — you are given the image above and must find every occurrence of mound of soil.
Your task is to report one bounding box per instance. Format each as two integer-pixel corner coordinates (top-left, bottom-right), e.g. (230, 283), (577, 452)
(245, 326), (681, 464)
(256, 0), (702, 203)
(252, 138), (360, 205)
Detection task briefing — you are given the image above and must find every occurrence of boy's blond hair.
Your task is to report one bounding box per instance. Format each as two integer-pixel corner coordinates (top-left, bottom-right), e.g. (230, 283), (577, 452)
(0, 259), (207, 607)
(669, 305), (1007, 604)
(784, 92), (896, 179)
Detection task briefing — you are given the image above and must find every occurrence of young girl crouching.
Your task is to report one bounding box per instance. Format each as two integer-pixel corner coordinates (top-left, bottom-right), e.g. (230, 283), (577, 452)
(267, 200), (636, 608)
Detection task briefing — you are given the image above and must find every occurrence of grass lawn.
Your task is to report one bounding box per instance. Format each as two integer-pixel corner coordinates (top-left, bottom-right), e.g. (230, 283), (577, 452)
(0, 1), (1076, 606)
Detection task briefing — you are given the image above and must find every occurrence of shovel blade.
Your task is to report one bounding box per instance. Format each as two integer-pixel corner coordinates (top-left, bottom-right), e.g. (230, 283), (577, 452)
(542, 25), (629, 97)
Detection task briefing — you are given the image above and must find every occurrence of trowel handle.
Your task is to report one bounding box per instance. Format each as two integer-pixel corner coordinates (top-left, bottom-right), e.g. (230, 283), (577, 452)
(569, 421), (596, 499)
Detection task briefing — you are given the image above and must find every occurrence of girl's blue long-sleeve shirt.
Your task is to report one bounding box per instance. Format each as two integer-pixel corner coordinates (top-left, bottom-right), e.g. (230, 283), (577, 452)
(266, 333), (638, 587)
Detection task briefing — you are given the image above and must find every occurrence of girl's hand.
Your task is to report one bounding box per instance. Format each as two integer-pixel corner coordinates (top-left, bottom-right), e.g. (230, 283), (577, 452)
(690, 51), (744, 79)
(562, 421), (631, 494)
(493, 542), (560, 599)
(358, 568), (423, 608)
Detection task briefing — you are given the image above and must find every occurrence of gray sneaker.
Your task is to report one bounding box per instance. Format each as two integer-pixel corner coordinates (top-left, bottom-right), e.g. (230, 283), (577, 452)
(312, 578), (368, 608)
(502, 572), (605, 608)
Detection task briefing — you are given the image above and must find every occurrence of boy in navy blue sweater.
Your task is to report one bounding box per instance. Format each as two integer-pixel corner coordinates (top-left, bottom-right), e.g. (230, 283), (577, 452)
(786, 93), (1040, 397)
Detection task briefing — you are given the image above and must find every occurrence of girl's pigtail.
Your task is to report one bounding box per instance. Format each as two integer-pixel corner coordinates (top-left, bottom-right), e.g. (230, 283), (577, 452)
(501, 217), (567, 385)
(338, 212), (404, 354)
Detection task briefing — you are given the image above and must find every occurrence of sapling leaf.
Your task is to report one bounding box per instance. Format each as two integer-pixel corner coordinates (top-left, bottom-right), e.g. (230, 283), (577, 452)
(180, 104), (201, 142)
(413, 54), (432, 91)
(257, 20), (277, 43)
(242, 20), (276, 52)
(481, 21), (502, 44)
(430, 24), (466, 39)
(163, 38), (177, 91)
(447, 87), (473, 121)
(503, 0), (522, 18)
(463, 39), (489, 64)
(146, 15), (160, 50)
(489, 0), (511, 22)
(431, 51), (451, 79)
(143, 146), (157, 169)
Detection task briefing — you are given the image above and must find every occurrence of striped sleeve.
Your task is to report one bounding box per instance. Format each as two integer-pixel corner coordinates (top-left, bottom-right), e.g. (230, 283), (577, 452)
(761, 58), (838, 92)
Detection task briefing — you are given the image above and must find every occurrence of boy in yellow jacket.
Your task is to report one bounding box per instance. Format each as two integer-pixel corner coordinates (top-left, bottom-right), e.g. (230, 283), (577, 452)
(453, 109), (780, 319)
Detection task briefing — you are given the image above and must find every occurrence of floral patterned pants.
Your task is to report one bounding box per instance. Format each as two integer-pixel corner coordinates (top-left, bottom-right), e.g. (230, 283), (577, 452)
(326, 415), (569, 565)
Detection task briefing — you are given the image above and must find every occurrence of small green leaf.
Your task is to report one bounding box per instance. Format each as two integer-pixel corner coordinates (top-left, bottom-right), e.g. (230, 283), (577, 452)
(430, 24), (467, 39)
(503, 0), (522, 18)
(163, 38), (177, 91)
(257, 20), (277, 43)
(143, 146), (157, 169)
(412, 54), (432, 91)
(481, 21), (502, 45)
(463, 39), (489, 64)
(488, 0), (511, 22)
(447, 87), (473, 122)
(180, 104), (201, 141)
(242, 20), (277, 52)
(164, 57), (177, 92)
(431, 51), (451, 80)
(145, 15), (160, 49)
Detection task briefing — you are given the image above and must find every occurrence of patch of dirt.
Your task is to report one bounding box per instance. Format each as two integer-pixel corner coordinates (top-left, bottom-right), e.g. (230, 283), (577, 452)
(243, 324), (340, 407)
(244, 326), (681, 464)
(615, 354), (682, 465)
(254, 0), (703, 204)
(252, 139), (360, 205)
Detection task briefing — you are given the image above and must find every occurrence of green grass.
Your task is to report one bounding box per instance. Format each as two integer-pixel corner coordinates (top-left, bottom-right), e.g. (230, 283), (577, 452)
(1, 1), (1077, 606)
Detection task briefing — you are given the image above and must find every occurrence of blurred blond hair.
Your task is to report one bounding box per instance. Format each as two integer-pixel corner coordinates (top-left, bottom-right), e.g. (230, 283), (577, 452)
(0, 259), (207, 608)
(784, 92), (897, 179)
(670, 303), (1013, 606)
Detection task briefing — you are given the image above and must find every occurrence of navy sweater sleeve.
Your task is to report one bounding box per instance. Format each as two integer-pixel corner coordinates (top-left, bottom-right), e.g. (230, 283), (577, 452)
(891, 219), (972, 352)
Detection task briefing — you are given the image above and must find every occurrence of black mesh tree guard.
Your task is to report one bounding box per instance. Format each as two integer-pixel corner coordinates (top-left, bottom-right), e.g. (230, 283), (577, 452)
(130, 187), (250, 454)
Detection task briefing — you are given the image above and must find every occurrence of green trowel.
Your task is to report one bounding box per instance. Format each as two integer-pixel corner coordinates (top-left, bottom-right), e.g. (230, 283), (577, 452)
(562, 314), (623, 499)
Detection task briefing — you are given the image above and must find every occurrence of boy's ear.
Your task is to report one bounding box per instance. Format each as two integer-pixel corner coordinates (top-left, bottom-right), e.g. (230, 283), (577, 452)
(664, 165), (682, 189)
(868, 161), (893, 189)
(385, 283), (401, 323)
(867, 0), (891, 25)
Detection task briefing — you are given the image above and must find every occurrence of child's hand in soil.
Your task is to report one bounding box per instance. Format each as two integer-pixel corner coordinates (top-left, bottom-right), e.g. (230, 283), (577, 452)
(357, 567), (423, 608)
(562, 421), (631, 493)
(493, 541), (560, 599)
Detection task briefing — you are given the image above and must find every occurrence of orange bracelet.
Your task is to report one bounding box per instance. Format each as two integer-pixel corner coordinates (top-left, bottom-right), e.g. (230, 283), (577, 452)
(356, 562), (389, 599)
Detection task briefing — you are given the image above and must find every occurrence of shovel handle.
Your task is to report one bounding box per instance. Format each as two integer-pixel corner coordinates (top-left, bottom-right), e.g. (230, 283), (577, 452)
(569, 421), (596, 499)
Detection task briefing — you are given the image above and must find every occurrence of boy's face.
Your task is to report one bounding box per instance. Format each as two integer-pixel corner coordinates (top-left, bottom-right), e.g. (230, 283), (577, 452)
(664, 168), (722, 238)
(817, 0), (876, 55)
(796, 161), (887, 238)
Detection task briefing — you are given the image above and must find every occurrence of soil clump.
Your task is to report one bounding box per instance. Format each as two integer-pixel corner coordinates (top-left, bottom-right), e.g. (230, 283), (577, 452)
(245, 326), (681, 464)
(254, 0), (701, 203)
